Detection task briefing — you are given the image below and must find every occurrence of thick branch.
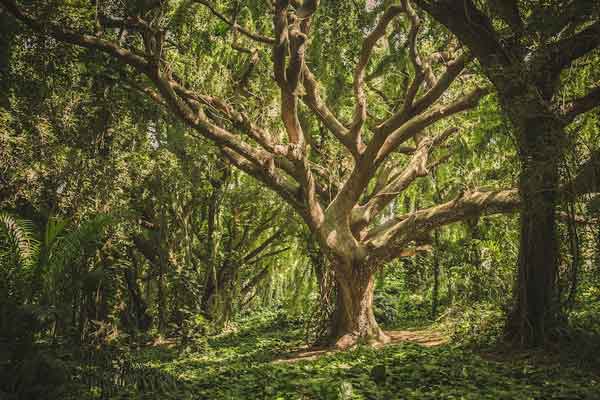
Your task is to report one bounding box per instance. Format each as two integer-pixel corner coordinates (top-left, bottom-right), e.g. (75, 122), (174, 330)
(403, 0), (435, 88)
(0, 1), (322, 230)
(353, 136), (433, 231)
(301, 64), (354, 154)
(560, 85), (600, 123)
(272, 1), (306, 147)
(353, 127), (458, 230)
(326, 83), (487, 222)
(350, 5), (403, 150)
(414, 0), (509, 70)
(368, 149), (600, 263)
(221, 148), (308, 220)
(0, 0), (149, 71)
(537, 21), (600, 77)
(98, 15), (157, 34)
(270, 1), (326, 226)
(381, 52), (470, 133)
(410, 52), (470, 116)
(376, 87), (489, 162)
(366, 188), (520, 262)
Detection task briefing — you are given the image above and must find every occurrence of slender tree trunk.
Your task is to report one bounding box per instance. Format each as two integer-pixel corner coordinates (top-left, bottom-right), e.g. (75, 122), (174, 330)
(201, 270), (216, 316)
(466, 217), (482, 301)
(329, 262), (389, 349)
(431, 230), (440, 318)
(123, 263), (151, 331)
(201, 162), (230, 318)
(507, 119), (562, 346)
(157, 261), (165, 333)
(565, 198), (581, 309)
(447, 271), (453, 306)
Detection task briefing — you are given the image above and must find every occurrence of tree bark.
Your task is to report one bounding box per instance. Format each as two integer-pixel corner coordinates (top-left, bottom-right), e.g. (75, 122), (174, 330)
(201, 260), (236, 323)
(506, 119), (562, 346)
(329, 263), (389, 349)
(123, 266), (151, 331)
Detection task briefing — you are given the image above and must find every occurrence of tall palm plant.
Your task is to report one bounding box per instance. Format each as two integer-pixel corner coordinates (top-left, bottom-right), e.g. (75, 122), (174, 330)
(1, 212), (113, 339)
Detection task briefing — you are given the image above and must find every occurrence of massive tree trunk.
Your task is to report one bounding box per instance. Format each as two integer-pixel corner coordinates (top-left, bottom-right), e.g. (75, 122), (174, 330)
(507, 118), (562, 346)
(329, 262), (389, 349)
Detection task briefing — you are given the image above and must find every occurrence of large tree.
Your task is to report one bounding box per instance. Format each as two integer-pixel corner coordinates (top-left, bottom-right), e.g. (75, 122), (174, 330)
(414, 0), (600, 346)
(1, 0), (594, 348)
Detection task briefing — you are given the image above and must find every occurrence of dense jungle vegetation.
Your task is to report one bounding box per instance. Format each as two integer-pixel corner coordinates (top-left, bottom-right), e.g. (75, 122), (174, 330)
(1, 0), (600, 399)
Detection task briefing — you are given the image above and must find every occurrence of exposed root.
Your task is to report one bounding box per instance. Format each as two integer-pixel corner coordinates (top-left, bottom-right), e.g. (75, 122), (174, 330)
(334, 328), (391, 350)
(274, 328), (445, 364)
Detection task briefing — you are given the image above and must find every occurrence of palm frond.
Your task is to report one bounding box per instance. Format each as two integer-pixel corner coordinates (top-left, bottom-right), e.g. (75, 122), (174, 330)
(0, 212), (39, 269)
(44, 214), (112, 276)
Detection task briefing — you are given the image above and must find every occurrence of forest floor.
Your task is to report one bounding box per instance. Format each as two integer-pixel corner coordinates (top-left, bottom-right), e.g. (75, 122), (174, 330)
(273, 328), (447, 364)
(68, 313), (600, 400)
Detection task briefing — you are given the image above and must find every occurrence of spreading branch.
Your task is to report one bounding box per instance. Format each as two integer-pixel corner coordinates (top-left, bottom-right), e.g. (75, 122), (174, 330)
(488, 0), (524, 33)
(350, 5), (404, 152)
(366, 188), (520, 263)
(413, 0), (509, 70)
(1, 0), (546, 271)
(560, 85), (600, 123)
(537, 21), (600, 78)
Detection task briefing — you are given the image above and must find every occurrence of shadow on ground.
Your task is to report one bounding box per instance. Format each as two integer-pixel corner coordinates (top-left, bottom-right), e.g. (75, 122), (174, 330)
(64, 321), (600, 400)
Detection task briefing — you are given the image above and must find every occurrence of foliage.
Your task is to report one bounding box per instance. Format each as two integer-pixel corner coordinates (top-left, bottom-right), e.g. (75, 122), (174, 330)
(0, 212), (38, 270)
(60, 312), (600, 400)
(1, 0), (600, 398)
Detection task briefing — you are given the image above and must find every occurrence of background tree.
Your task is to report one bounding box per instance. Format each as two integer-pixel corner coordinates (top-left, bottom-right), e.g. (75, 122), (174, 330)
(414, 0), (600, 346)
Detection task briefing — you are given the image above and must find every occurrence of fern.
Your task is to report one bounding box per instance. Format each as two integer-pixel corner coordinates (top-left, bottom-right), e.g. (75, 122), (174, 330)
(0, 212), (39, 269)
(40, 214), (112, 301)
(48, 214), (111, 268)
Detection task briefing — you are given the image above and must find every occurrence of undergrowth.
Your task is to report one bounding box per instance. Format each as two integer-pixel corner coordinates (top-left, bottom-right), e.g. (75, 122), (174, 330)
(54, 309), (600, 400)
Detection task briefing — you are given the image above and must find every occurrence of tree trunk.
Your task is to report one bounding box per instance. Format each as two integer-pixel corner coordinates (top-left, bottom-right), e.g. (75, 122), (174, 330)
(329, 264), (389, 349)
(431, 230), (440, 318)
(466, 217), (482, 301)
(507, 119), (562, 347)
(123, 264), (151, 331)
(201, 270), (217, 316)
(201, 260), (236, 323)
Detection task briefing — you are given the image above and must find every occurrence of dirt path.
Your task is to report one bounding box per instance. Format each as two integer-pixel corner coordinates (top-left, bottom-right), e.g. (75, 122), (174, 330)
(385, 329), (447, 347)
(273, 328), (447, 364)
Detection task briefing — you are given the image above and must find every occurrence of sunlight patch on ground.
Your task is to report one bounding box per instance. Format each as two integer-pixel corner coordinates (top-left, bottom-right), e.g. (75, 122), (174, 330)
(273, 328), (447, 363)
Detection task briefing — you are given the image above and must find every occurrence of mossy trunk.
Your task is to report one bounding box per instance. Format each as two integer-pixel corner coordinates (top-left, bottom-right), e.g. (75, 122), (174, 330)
(507, 117), (562, 346)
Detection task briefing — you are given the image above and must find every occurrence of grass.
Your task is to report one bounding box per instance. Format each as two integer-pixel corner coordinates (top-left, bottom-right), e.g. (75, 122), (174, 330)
(66, 312), (600, 400)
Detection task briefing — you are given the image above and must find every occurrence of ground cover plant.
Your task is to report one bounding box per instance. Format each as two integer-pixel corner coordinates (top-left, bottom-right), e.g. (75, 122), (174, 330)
(58, 311), (600, 400)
